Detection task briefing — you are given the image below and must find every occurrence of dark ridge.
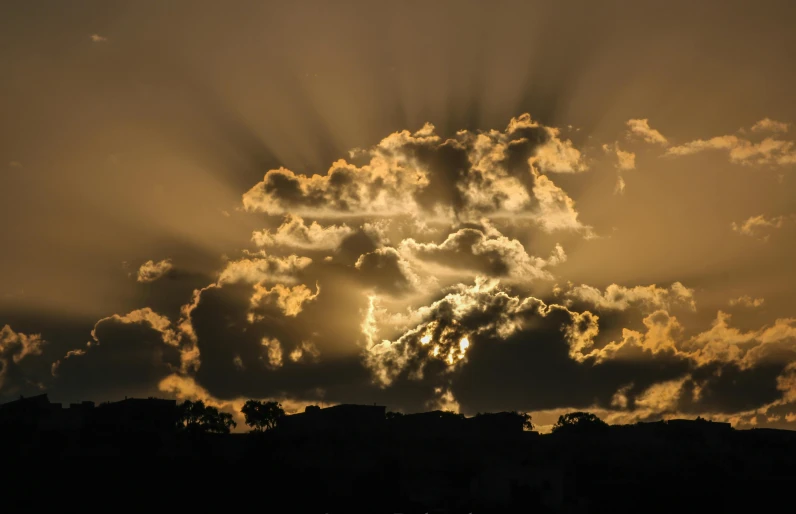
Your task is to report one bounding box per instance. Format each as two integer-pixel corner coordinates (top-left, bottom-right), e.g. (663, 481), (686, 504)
(2, 395), (795, 513)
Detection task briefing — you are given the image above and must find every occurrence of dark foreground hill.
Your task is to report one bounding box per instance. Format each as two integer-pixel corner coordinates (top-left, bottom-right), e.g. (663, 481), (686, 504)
(3, 423), (796, 513)
(2, 396), (796, 512)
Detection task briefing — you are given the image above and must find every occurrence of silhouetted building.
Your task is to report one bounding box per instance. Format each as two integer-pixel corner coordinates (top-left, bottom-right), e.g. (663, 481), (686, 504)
(90, 397), (178, 436)
(467, 412), (528, 437)
(279, 403), (386, 435)
(0, 394), (54, 431)
(666, 418), (731, 432)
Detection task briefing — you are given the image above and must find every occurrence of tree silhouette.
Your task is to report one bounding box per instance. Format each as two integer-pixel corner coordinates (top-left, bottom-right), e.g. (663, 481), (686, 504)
(514, 411), (534, 431)
(177, 400), (237, 435)
(241, 400), (285, 432)
(552, 411), (608, 434)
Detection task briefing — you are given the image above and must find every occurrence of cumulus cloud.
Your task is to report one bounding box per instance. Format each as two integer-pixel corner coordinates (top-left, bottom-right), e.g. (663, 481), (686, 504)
(355, 247), (420, 296)
(136, 259), (174, 283)
(22, 112), (796, 429)
(566, 282), (696, 312)
(685, 311), (796, 368)
(249, 282), (320, 318)
(593, 308), (796, 371)
(626, 119), (669, 146)
(593, 310), (684, 362)
(362, 277), (600, 386)
(242, 114), (591, 233)
(218, 253), (312, 285)
(400, 223), (564, 282)
(51, 307), (188, 400)
(252, 214), (354, 250)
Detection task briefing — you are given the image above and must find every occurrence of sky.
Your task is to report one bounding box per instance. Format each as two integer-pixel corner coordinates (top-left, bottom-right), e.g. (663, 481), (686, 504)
(2, 0), (796, 431)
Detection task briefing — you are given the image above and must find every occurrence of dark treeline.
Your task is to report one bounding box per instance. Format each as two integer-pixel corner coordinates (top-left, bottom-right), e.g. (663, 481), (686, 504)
(2, 395), (796, 513)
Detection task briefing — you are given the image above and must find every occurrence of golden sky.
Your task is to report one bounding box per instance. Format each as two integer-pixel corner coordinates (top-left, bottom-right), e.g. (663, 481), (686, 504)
(2, 0), (796, 430)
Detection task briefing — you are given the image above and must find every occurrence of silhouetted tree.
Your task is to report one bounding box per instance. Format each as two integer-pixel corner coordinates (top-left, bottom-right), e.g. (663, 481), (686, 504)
(241, 400), (285, 432)
(386, 411), (404, 421)
(203, 406), (237, 434)
(552, 411), (608, 434)
(177, 400), (237, 435)
(474, 411), (534, 431)
(514, 411), (534, 431)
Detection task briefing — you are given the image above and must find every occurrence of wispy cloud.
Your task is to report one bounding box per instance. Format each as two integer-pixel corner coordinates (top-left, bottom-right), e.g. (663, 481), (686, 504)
(731, 214), (790, 241)
(751, 118), (790, 134)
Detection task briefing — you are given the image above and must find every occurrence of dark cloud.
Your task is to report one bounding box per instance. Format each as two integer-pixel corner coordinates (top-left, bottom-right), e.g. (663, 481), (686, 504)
(52, 310), (182, 402)
(679, 362), (789, 415)
(401, 224), (564, 281)
(355, 247), (417, 296)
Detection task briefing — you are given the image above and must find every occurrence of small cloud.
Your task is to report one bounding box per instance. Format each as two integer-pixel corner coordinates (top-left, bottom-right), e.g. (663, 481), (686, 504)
(90, 34), (107, 43)
(8, 161), (22, 169)
(729, 296), (765, 308)
(614, 176), (626, 195)
(731, 214), (789, 241)
(751, 118), (790, 134)
(136, 259), (174, 283)
(603, 142), (636, 171)
(626, 119), (669, 146)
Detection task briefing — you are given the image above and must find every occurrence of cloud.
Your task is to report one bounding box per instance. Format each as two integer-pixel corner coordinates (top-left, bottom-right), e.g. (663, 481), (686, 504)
(614, 176), (626, 195)
(355, 247), (420, 296)
(22, 111), (796, 429)
(400, 223), (565, 282)
(8, 161), (22, 169)
(252, 214), (353, 251)
(289, 341), (321, 363)
(751, 118), (790, 134)
(626, 119), (669, 146)
(89, 308), (180, 347)
(361, 277), (601, 387)
(602, 142), (636, 170)
(136, 259), (174, 283)
(218, 253), (312, 285)
(731, 214), (789, 240)
(89, 34), (107, 43)
(730, 296), (765, 308)
(559, 305), (795, 376)
(249, 282), (320, 318)
(52, 308), (186, 400)
(242, 114), (591, 233)
(566, 282), (696, 312)
(666, 135), (796, 166)
(0, 325), (45, 394)
(261, 337), (283, 369)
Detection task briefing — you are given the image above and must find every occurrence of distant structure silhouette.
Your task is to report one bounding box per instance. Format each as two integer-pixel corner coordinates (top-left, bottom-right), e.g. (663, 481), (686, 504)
(3, 396), (796, 512)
